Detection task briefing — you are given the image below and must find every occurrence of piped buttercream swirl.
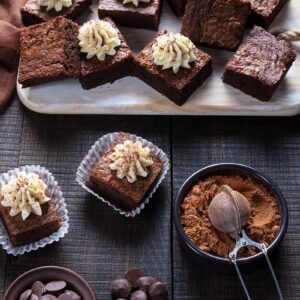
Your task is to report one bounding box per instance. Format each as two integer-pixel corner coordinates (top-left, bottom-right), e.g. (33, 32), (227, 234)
(38, 0), (73, 12)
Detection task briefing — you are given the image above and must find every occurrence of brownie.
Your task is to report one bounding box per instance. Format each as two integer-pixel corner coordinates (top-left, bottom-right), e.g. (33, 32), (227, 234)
(86, 133), (163, 211)
(21, 0), (92, 26)
(98, 0), (161, 30)
(249, 0), (288, 28)
(0, 201), (60, 247)
(133, 30), (212, 106)
(167, 0), (186, 16)
(79, 18), (133, 90)
(223, 26), (296, 102)
(181, 0), (251, 51)
(18, 16), (81, 88)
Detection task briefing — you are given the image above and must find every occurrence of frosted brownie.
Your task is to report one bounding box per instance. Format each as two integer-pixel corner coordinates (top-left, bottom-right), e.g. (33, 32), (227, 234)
(19, 16), (81, 87)
(223, 26), (296, 101)
(181, 0), (251, 51)
(21, 0), (92, 26)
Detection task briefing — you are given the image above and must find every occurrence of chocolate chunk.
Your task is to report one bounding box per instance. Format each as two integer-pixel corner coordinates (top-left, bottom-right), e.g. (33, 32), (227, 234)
(46, 281), (67, 293)
(130, 290), (148, 300)
(111, 278), (132, 299)
(64, 290), (81, 300)
(32, 281), (44, 297)
(41, 295), (58, 300)
(58, 294), (73, 300)
(148, 282), (168, 300)
(30, 295), (39, 300)
(138, 277), (157, 293)
(124, 269), (144, 288)
(19, 289), (32, 300)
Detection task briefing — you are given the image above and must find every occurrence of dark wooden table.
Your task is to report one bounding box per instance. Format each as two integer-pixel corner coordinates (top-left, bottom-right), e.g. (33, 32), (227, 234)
(0, 94), (300, 300)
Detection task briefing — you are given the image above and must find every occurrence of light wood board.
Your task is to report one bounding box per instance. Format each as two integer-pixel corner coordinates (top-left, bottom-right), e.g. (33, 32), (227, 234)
(17, 0), (300, 115)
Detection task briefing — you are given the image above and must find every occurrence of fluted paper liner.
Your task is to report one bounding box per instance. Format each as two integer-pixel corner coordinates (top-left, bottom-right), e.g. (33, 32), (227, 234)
(0, 165), (69, 256)
(76, 132), (170, 217)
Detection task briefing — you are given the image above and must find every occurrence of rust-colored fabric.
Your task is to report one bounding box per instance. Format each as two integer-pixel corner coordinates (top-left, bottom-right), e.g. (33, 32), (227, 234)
(0, 0), (28, 111)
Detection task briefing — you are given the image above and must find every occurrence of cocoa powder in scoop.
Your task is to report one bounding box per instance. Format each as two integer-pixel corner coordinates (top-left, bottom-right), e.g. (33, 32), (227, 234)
(180, 175), (281, 258)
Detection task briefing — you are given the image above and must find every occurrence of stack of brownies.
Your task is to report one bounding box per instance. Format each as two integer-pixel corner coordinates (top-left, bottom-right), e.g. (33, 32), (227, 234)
(18, 0), (296, 105)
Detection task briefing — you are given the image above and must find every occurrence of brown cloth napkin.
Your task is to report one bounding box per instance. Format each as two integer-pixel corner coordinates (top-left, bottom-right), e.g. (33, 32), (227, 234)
(0, 0), (27, 111)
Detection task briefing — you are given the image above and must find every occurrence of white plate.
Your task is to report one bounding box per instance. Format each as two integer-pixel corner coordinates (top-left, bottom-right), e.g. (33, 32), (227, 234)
(17, 0), (300, 115)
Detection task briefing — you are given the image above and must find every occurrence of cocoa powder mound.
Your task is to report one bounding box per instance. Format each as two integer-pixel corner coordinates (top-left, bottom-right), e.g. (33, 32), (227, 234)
(180, 175), (281, 258)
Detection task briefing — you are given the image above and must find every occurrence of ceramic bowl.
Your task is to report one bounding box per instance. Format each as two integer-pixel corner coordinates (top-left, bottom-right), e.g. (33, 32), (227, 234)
(3, 266), (96, 300)
(174, 163), (289, 272)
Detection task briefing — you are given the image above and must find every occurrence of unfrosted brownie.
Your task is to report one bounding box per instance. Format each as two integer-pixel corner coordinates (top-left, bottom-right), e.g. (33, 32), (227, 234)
(19, 16), (81, 88)
(0, 201), (60, 246)
(98, 0), (161, 30)
(134, 30), (212, 106)
(167, 0), (187, 16)
(79, 18), (133, 90)
(181, 0), (251, 51)
(250, 0), (288, 28)
(86, 133), (163, 211)
(223, 26), (296, 101)
(21, 0), (92, 26)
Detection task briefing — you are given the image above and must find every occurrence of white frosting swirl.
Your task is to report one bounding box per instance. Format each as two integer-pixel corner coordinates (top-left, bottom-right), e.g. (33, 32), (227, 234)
(123, 0), (150, 7)
(152, 32), (197, 74)
(78, 20), (121, 61)
(109, 140), (154, 183)
(0, 172), (51, 221)
(38, 0), (73, 12)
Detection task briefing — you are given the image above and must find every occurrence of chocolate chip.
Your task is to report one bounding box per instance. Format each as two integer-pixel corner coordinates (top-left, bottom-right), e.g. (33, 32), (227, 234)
(45, 281), (67, 293)
(41, 295), (58, 300)
(30, 295), (39, 300)
(124, 269), (144, 288)
(64, 290), (81, 300)
(130, 290), (148, 300)
(32, 281), (44, 297)
(148, 282), (168, 300)
(58, 294), (73, 300)
(138, 277), (157, 293)
(19, 289), (32, 300)
(111, 278), (132, 299)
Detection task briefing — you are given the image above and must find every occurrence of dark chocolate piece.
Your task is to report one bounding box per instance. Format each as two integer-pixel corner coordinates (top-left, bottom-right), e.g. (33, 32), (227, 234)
(41, 295), (58, 300)
(58, 295), (72, 300)
(148, 282), (168, 300)
(138, 276), (157, 293)
(45, 281), (67, 293)
(32, 281), (44, 298)
(86, 132), (163, 211)
(125, 269), (144, 288)
(167, 0), (186, 16)
(19, 290), (32, 300)
(110, 278), (132, 299)
(181, 0), (251, 51)
(30, 295), (39, 300)
(98, 0), (161, 30)
(249, 0), (288, 28)
(79, 18), (133, 90)
(134, 30), (212, 106)
(18, 16), (81, 88)
(130, 290), (148, 300)
(21, 0), (92, 26)
(223, 26), (296, 102)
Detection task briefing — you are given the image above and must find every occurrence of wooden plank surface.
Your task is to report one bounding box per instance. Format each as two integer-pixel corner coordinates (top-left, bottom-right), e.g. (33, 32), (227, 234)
(1, 95), (300, 299)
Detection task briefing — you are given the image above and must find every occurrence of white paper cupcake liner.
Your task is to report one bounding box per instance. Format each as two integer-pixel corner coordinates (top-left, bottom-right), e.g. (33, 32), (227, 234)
(76, 132), (170, 217)
(0, 165), (69, 256)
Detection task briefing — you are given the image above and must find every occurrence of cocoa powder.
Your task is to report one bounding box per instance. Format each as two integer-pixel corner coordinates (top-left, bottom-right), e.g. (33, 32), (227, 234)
(180, 175), (281, 258)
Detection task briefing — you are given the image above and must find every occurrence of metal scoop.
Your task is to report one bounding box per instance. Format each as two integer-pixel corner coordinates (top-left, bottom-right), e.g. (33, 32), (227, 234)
(218, 185), (283, 300)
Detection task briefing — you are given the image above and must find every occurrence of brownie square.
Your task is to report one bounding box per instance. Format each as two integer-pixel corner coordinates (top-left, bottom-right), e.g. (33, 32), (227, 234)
(249, 0), (288, 28)
(223, 26), (296, 102)
(133, 30), (212, 106)
(79, 18), (133, 90)
(21, 0), (92, 26)
(19, 16), (81, 88)
(0, 201), (60, 247)
(167, 0), (187, 16)
(181, 0), (251, 51)
(98, 0), (161, 30)
(86, 133), (163, 211)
